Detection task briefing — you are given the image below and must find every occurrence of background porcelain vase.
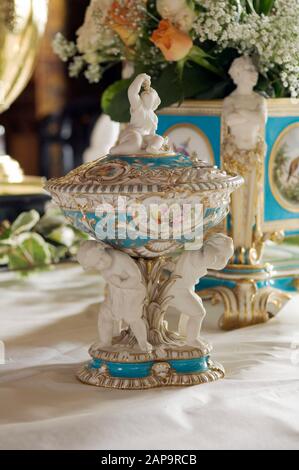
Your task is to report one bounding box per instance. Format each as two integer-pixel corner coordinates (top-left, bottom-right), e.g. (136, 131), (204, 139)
(158, 96), (299, 329)
(0, 0), (49, 208)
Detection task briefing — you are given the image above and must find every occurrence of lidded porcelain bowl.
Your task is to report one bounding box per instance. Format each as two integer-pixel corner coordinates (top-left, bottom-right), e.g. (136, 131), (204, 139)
(45, 73), (243, 258)
(45, 152), (243, 258)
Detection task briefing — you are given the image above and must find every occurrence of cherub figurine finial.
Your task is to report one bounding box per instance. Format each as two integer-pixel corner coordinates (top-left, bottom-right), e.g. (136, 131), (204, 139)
(110, 73), (170, 155)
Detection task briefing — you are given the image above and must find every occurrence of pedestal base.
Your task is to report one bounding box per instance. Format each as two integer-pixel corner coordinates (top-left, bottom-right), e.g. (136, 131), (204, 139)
(196, 245), (297, 330)
(77, 345), (224, 390)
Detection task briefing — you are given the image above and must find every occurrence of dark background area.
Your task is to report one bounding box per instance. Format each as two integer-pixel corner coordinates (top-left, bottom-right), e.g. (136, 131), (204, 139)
(0, 0), (121, 178)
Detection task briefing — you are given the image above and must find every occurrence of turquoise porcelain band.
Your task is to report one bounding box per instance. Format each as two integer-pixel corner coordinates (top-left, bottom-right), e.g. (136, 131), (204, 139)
(63, 207), (227, 248)
(90, 357), (210, 379)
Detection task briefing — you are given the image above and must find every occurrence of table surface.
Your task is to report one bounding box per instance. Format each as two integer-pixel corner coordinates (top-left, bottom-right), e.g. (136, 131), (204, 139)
(0, 263), (299, 450)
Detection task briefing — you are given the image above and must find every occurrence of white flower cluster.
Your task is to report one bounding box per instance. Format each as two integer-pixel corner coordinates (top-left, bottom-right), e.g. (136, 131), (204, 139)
(194, 0), (299, 97)
(52, 33), (77, 62)
(53, 1), (119, 83)
(76, 0), (118, 58)
(53, 0), (299, 97)
(53, 0), (148, 84)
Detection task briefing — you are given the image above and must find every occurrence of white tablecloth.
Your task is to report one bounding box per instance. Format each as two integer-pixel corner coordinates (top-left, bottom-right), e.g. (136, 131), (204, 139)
(0, 263), (299, 450)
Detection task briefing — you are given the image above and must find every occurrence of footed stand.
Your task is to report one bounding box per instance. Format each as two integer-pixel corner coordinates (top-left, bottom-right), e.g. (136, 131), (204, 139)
(76, 235), (233, 390)
(77, 345), (224, 390)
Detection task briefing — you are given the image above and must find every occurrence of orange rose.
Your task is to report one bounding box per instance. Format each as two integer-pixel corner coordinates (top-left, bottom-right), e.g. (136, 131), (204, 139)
(150, 20), (193, 62)
(108, 0), (144, 47)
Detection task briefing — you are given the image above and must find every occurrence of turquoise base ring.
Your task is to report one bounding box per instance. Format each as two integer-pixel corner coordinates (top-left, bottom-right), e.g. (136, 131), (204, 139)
(77, 355), (225, 390)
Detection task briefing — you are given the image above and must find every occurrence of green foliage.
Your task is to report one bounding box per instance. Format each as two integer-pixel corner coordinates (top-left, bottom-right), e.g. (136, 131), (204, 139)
(101, 79), (132, 123)
(0, 208), (89, 275)
(11, 210), (40, 235)
(188, 46), (225, 78)
(102, 60), (234, 123)
(8, 233), (52, 271)
(247, 0), (276, 15)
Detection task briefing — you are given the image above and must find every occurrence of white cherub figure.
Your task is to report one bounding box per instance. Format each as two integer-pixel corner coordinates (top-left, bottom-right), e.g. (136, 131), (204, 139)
(77, 241), (152, 353)
(110, 73), (167, 155)
(167, 234), (234, 349)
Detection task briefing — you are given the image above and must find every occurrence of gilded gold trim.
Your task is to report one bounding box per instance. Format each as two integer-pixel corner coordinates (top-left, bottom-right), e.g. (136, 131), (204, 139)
(200, 284), (291, 331)
(116, 152), (177, 158)
(159, 100), (223, 117)
(77, 360), (225, 390)
(89, 345), (211, 363)
(209, 269), (299, 279)
(159, 98), (299, 117)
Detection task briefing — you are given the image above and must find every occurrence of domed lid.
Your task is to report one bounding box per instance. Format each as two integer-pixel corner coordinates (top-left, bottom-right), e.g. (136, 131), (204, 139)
(45, 152), (242, 195)
(45, 74), (243, 197)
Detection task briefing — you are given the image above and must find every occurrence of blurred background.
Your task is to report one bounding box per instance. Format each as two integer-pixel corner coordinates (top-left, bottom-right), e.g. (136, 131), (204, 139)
(0, 0), (120, 223)
(0, 0), (123, 271)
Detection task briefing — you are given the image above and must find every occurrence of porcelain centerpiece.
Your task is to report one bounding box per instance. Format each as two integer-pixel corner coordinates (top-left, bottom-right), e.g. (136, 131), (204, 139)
(45, 74), (243, 390)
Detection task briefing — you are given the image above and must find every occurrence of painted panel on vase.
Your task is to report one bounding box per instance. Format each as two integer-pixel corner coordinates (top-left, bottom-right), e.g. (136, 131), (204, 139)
(157, 115), (220, 166)
(265, 117), (299, 233)
(269, 122), (299, 212)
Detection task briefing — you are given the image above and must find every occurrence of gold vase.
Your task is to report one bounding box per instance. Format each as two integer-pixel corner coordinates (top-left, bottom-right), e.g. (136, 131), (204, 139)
(0, 0), (48, 193)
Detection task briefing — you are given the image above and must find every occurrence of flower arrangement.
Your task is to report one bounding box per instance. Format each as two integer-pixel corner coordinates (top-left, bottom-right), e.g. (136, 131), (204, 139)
(53, 0), (299, 122)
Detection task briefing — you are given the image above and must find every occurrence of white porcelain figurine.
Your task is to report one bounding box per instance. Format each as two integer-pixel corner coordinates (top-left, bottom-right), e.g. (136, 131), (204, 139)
(110, 73), (168, 155)
(77, 241), (152, 353)
(168, 234), (234, 348)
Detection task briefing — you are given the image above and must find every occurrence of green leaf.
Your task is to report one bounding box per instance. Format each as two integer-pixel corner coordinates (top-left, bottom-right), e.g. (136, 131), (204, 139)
(193, 78), (235, 99)
(188, 46), (225, 78)
(180, 63), (234, 100)
(248, 0), (275, 14)
(0, 229), (12, 243)
(48, 243), (68, 263)
(8, 233), (51, 270)
(152, 65), (183, 107)
(35, 214), (67, 237)
(46, 226), (76, 248)
(11, 210), (40, 235)
(101, 79), (132, 123)
(71, 226), (90, 241)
